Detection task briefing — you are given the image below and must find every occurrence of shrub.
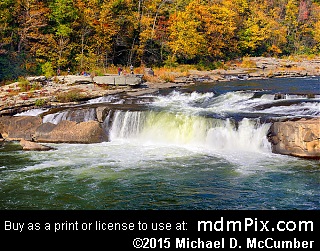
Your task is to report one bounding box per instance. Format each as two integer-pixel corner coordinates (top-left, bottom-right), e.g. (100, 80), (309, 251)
(241, 57), (257, 68)
(41, 62), (55, 78)
(55, 89), (85, 103)
(35, 99), (47, 107)
(18, 77), (30, 92)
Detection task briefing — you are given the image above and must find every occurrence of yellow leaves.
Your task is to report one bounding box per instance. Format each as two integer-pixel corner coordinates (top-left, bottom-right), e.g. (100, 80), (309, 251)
(267, 45), (282, 55)
(285, 0), (299, 25)
(168, 11), (206, 58)
(311, 4), (320, 47)
(167, 0), (238, 59)
(239, 3), (288, 55)
(313, 21), (320, 44)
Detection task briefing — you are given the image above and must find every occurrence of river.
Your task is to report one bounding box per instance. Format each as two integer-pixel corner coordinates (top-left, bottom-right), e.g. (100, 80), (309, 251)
(0, 77), (319, 210)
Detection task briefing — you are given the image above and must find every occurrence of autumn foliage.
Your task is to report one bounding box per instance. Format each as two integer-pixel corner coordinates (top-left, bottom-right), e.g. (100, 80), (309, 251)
(0, 0), (320, 81)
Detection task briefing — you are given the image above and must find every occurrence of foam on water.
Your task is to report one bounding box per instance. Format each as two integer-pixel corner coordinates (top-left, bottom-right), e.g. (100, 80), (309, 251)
(2, 78), (318, 210)
(14, 108), (48, 116)
(151, 90), (319, 117)
(107, 110), (273, 169)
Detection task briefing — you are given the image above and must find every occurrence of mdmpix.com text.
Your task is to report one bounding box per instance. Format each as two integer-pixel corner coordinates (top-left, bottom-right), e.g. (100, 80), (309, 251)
(198, 217), (313, 232)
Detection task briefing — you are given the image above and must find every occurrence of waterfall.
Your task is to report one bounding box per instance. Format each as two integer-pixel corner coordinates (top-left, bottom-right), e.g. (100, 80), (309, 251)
(205, 118), (271, 152)
(107, 110), (271, 152)
(109, 111), (146, 139)
(42, 108), (96, 124)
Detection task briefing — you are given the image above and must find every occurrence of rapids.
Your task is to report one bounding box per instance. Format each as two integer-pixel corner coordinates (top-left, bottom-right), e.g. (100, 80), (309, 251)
(2, 77), (319, 210)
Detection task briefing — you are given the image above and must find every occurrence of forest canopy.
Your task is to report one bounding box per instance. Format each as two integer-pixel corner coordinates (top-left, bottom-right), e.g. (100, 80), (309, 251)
(1, 0), (320, 81)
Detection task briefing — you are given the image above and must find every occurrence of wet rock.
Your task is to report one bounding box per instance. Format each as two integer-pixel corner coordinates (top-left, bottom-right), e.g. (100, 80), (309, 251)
(268, 118), (320, 159)
(20, 139), (55, 151)
(274, 93), (285, 100)
(26, 76), (47, 83)
(33, 120), (108, 143)
(0, 116), (42, 141)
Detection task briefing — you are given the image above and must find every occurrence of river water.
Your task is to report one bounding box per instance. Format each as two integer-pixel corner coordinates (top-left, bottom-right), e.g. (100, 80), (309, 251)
(0, 77), (319, 210)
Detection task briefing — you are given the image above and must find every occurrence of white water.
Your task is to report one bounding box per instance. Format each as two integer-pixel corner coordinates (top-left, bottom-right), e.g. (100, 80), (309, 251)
(149, 90), (320, 117)
(3, 78), (319, 210)
(205, 118), (271, 152)
(14, 108), (48, 116)
(42, 108), (96, 124)
(108, 110), (272, 155)
(12, 87), (317, 160)
(29, 89), (318, 157)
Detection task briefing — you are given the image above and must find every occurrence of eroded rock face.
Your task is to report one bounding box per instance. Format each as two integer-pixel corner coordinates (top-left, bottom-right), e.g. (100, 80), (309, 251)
(0, 115), (108, 144)
(34, 120), (108, 143)
(268, 118), (320, 159)
(0, 116), (42, 141)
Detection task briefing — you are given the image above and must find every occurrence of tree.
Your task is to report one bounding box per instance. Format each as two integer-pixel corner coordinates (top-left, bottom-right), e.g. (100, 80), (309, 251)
(0, 0), (14, 55)
(95, 0), (135, 66)
(284, 0), (300, 53)
(167, 1), (206, 62)
(73, 0), (98, 71)
(15, 0), (50, 73)
(49, 0), (78, 70)
(192, 1), (238, 60)
(137, 0), (171, 66)
(311, 3), (320, 52)
(237, 1), (287, 56)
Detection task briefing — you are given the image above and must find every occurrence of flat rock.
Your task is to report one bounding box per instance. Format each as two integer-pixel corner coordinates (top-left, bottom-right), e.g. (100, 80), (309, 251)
(20, 139), (55, 151)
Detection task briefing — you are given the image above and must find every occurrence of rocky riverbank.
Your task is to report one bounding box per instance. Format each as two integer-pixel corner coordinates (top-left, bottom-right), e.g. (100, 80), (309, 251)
(1, 56), (320, 116)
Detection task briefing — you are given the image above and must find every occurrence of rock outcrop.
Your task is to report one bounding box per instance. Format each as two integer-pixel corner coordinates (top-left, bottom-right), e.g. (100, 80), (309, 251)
(268, 118), (320, 159)
(0, 116), (108, 144)
(0, 116), (42, 141)
(33, 120), (108, 143)
(20, 139), (55, 151)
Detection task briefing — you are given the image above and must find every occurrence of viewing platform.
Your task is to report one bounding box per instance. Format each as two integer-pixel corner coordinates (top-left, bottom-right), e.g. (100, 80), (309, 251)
(27, 74), (144, 87)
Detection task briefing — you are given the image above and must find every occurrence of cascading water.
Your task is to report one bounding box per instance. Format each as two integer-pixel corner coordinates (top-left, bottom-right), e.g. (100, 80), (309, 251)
(109, 111), (146, 139)
(107, 110), (271, 153)
(3, 77), (319, 210)
(205, 118), (271, 152)
(42, 108), (96, 124)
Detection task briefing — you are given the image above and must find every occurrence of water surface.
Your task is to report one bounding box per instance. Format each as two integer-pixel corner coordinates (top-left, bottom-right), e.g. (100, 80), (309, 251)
(1, 77), (319, 210)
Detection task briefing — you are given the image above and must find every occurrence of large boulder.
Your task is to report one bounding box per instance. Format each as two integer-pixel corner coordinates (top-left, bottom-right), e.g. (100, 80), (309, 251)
(33, 120), (108, 143)
(0, 116), (42, 141)
(268, 118), (320, 159)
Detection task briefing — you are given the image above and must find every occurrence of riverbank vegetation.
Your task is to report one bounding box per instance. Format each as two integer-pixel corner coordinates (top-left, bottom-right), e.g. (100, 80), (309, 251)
(1, 0), (320, 82)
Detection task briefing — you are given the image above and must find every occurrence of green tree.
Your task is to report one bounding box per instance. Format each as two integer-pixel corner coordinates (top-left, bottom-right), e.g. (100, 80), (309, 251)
(0, 0), (14, 55)
(49, 0), (78, 70)
(284, 0), (300, 53)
